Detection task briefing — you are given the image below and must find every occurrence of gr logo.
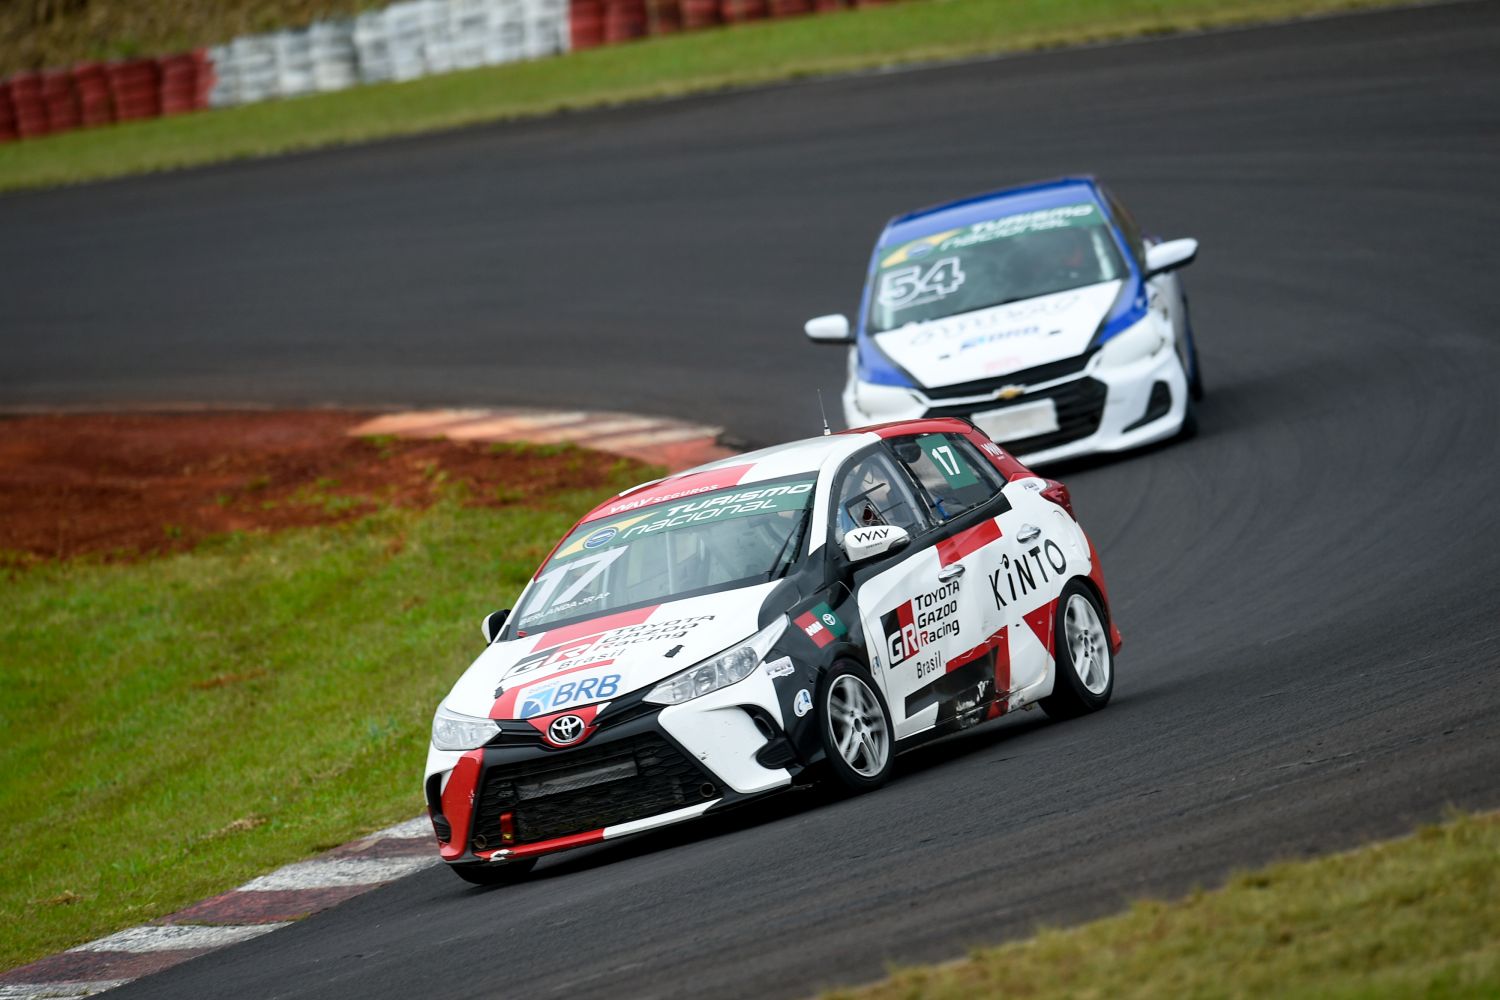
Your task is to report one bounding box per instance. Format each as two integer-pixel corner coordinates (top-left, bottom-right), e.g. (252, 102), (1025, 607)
(880, 603), (920, 667)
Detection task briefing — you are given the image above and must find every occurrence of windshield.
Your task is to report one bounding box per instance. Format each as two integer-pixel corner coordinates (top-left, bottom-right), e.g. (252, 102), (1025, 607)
(512, 476), (816, 633)
(866, 202), (1125, 334)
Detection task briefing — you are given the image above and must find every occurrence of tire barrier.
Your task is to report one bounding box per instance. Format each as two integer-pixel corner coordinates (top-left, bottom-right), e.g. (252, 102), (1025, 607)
(0, 0), (885, 142)
(211, 0), (571, 106)
(572, 0), (869, 48)
(0, 53), (212, 142)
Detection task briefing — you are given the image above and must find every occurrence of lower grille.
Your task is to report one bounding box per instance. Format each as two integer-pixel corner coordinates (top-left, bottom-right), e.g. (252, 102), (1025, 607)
(471, 734), (718, 848)
(925, 376), (1108, 454)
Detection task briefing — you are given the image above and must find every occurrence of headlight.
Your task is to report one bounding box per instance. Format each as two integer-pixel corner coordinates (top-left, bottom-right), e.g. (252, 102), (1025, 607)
(431, 704), (500, 750)
(1094, 317), (1168, 369)
(645, 617), (789, 706)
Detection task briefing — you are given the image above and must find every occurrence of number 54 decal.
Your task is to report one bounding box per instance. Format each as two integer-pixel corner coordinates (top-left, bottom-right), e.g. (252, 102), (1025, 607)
(878, 257), (965, 311)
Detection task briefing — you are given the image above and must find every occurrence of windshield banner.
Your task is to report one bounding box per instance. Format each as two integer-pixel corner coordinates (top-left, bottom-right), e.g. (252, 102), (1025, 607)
(552, 478), (817, 564)
(880, 203), (1102, 270)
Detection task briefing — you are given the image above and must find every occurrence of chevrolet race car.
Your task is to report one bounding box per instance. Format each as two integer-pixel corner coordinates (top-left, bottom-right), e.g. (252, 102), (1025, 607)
(805, 177), (1203, 466)
(425, 418), (1121, 885)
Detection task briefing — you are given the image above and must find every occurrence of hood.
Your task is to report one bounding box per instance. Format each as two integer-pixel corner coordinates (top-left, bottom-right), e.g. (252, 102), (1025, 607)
(443, 582), (779, 721)
(870, 280), (1121, 389)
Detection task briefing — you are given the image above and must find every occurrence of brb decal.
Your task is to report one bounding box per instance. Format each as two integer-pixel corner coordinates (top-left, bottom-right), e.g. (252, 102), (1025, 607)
(519, 673), (622, 717)
(989, 536), (1068, 609)
(880, 580), (961, 679)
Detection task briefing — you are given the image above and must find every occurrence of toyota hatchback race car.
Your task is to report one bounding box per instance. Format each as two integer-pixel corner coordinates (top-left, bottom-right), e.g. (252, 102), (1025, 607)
(805, 177), (1203, 466)
(425, 418), (1120, 884)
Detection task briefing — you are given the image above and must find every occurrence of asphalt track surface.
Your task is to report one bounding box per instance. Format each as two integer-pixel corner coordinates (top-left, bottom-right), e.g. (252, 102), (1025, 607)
(6, 2), (1500, 997)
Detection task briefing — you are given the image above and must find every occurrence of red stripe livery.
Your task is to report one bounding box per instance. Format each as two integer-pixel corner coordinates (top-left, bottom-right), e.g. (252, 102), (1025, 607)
(936, 518), (1002, 567)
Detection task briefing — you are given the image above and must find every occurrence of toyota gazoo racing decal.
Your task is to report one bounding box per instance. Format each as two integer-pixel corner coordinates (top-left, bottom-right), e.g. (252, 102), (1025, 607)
(880, 579), (961, 680)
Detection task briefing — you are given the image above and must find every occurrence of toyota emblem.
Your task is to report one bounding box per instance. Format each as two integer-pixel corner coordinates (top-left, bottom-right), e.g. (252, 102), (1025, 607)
(547, 714), (587, 745)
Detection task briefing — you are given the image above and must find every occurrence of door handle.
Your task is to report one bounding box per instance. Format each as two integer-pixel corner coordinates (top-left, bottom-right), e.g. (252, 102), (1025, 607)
(937, 564), (966, 581)
(1017, 524), (1041, 544)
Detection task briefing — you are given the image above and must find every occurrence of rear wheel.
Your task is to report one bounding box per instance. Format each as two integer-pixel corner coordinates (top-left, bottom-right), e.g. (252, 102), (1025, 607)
(450, 857), (537, 886)
(818, 662), (894, 792)
(1039, 583), (1114, 719)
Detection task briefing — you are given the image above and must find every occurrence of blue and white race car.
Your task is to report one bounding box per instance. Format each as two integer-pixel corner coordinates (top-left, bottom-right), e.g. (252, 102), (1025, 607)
(805, 177), (1203, 466)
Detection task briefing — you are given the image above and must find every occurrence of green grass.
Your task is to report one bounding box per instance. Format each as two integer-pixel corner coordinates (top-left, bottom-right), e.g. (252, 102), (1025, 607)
(0, 0), (1415, 193)
(831, 810), (1500, 1000)
(0, 478), (642, 972)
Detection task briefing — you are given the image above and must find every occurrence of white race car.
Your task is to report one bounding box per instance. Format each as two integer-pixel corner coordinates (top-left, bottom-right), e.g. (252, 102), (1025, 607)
(805, 176), (1203, 466)
(424, 418), (1120, 884)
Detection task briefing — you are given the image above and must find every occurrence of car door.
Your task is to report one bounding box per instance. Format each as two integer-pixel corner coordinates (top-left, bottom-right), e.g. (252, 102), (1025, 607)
(831, 448), (960, 740)
(885, 431), (1036, 729)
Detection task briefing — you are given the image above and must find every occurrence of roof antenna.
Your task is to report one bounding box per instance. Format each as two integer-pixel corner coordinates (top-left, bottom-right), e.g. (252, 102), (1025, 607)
(816, 389), (832, 436)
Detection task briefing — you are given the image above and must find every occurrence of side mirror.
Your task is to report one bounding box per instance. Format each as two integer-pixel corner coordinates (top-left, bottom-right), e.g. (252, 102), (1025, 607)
(1144, 238), (1198, 276)
(480, 609), (509, 645)
(804, 313), (853, 345)
(842, 524), (910, 564)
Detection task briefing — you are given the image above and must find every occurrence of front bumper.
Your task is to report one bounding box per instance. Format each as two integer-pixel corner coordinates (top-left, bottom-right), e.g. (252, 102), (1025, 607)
(844, 341), (1189, 467)
(423, 671), (795, 865)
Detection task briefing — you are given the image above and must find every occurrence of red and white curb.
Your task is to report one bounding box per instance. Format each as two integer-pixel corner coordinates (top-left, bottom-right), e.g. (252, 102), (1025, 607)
(0, 818), (440, 998)
(348, 407), (736, 472)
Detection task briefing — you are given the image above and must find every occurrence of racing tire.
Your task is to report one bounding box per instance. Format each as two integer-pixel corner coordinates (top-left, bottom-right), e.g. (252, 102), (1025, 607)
(1178, 396), (1199, 441)
(1039, 582), (1114, 720)
(1186, 332), (1205, 401)
(450, 857), (538, 886)
(818, 661), (894, 793)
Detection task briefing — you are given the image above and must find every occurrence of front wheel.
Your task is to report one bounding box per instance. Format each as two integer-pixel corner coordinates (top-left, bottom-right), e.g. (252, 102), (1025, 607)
(450, 857), (537, 886)
(1039, 583), (1114, 719)
(818, 662), (894, 792)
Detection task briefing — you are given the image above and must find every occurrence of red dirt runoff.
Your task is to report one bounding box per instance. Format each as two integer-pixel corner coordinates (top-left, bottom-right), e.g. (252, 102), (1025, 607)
(0, 411), (643, 563)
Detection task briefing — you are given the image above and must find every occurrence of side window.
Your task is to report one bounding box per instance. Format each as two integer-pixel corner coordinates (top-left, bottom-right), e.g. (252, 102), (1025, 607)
(832, 452), (928, 543)
(1101, 188), (1146, 268)
(890, 433), (1004, 523)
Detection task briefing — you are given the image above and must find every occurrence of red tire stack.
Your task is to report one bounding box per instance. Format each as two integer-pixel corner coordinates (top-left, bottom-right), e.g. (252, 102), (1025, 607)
(769, 0), (812, 15)
(814, 0), (845, 8)
(604, 0), (649, 43)
(679, 0), (720, 29)
(720, 0), (769, 23)
(0, 82), (17, 143)
(158, 51), (211, 115)
(41, 69), (81, 132)
(571, 0), (607, 49)
(647, 0), (683, 34)
(9, 73), (50, 138)
(106, 58), (160, 122)
(72, 63), (113, 127)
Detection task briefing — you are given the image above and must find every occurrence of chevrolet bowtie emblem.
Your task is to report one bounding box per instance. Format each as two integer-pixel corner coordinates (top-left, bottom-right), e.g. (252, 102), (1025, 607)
(997, 385), (1025, 401)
